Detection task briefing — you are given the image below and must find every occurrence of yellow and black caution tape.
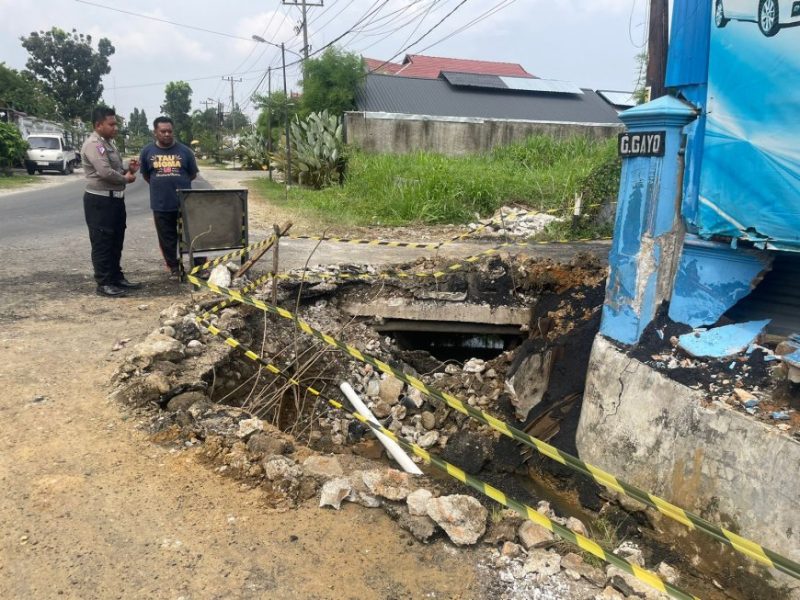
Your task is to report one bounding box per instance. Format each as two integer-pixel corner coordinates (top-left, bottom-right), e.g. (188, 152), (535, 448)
(285, 208), (534, 250)
(187, 233), (281, 276)
(195, 315), (698, 600)
(187, 276), (800, 582)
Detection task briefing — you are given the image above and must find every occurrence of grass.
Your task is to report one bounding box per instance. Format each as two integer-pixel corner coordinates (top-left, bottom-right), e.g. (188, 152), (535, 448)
(252, 135), (619, 228)
(0, 174), (38, 189)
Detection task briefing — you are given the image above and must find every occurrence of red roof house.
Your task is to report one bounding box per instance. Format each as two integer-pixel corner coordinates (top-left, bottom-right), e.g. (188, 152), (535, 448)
(363, 54), (535, 79)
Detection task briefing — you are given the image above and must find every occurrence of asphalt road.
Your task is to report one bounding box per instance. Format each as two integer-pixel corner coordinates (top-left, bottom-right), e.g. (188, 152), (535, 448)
(0, 170), (609, 321)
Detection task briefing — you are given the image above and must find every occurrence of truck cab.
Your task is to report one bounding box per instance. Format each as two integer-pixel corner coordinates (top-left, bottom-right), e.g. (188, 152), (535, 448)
(24, 134), (79, 175)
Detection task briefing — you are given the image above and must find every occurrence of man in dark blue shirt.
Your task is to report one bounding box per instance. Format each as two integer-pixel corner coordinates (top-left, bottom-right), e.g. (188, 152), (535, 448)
(139, 116), (199, 277)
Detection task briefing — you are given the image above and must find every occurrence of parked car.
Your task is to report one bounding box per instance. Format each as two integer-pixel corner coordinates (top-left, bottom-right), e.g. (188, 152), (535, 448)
(715, 0), (800, 37)
(24, 134), (80, 175)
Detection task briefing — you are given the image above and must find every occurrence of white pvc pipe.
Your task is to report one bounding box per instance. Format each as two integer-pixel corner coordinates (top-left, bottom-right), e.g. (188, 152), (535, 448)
(339, 382), (423, 476)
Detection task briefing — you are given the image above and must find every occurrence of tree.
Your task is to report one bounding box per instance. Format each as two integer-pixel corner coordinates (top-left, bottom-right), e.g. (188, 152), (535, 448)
(633, 50), (649, 105)
(223, 103), (250, 134)
(300, 47), (363, 117)
(254, 91), (298, 145)
(191, 107), (220, 159)
(126, 107), (150, 152)
(128, 108), (149, 137)
(0, 122), (28, 176)
(0, 63), (59, 119)
(20, 27), (115, 120)
(160, 81), (193, 143)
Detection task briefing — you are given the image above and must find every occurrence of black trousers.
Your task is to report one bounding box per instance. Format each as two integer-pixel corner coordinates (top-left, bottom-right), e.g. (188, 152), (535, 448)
(153, 210), (180, 269)
(83, 192), (126, 286)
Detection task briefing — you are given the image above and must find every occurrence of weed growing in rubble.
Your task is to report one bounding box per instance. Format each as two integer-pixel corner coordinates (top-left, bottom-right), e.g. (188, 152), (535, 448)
(252, 135), (618, 226)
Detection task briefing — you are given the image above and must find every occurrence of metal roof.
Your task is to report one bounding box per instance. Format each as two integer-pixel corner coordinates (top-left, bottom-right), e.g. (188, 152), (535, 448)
(596, 90), (637, 109)
(356, 74), (623, 124)
(441, 72), (584, 95)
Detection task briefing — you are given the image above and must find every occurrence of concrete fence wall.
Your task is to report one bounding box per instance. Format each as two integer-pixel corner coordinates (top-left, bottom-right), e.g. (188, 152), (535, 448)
(344, 112), (623, 156)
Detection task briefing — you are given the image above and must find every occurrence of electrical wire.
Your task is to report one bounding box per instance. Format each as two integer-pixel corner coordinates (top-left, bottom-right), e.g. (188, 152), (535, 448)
(74, 0), (254, 41)
(367, 0), (468, 75)
(411, 0), (517, 56)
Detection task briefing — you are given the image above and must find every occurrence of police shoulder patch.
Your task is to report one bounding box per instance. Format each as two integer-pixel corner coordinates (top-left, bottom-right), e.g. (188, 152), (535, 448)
(96, 144), (106, 155)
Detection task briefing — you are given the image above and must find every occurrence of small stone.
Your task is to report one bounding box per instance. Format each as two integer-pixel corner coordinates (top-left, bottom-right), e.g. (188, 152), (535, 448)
(263, 456), (301, 482)
(236, 418), (264, 439)
(485, 368), (497, 378)
(657, 561), (679, 584)
(390, 404), (407, 422)
(417, 431), (439, 449)
(595, 586), (625, 600)
(166, 391), (207, 413)
(246, 432), (288, 457)
(319, 478), (352, 510)
(159, 325), (176, 338)
(463, 358), (486, 374)
(518, 520), (554, 548)
(208, 264), (232, 287)
(137, 304), (149, 311)
(406, 387), (424, 408)
(366, 377), (380, 397)
(522, 549), (561, 578)
(421, 411), (436, 430)
(566, 516), (588, 537)
(185, 339), (204, 357)
(444, 364), (460, 375)
(379, 376), (404, 406)
(614, 541), (645, 567)
(733, 388), (757, 404)
(406, 488), (433, 517)
(372, 401), (392, 419)
(501, 541), (524, 558)
(352, 439), (384, 459)
(426, 495), (487, 545)
(302, 455), (344, 479)
(362, 469), (412, 501)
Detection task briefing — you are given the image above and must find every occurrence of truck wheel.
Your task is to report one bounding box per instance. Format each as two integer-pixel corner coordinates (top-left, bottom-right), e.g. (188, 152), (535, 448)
(26, 165), (36, 175)
(61, 160), (73, 175)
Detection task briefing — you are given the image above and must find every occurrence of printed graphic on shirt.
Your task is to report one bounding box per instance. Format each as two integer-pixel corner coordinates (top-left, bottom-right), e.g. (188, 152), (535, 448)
(151, 154), (183, 176)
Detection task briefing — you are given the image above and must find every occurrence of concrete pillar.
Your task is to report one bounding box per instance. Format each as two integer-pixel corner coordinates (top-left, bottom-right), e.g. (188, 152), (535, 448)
(600, 96), (698, 345)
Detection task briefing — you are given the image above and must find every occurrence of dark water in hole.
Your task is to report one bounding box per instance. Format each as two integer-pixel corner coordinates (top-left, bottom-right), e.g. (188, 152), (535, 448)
(389, 330), (523, 362)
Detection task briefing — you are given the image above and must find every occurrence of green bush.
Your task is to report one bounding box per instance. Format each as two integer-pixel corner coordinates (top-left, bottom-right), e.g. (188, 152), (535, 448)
(238, 131), (270, 171)
(270, 110), (344, 188)
(257, 134), (619, 226)
(0, 123), (27, 175)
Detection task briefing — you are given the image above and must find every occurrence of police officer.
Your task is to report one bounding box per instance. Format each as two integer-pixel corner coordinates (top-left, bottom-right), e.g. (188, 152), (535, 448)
(82, 106), (141, 297)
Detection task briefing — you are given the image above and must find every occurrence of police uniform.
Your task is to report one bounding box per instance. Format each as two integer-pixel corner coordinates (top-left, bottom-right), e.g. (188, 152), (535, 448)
(81, 131), (130, 290)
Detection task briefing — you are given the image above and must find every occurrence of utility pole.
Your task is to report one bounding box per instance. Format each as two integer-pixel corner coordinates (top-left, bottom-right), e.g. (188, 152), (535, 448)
(222, 76), (242, 167)
(267, 67), (273, 181)
(646, 0), (669, 100)
(282, 0), (323, 60)
(281, 43), (292, 188)
(201, 99), (217, 161)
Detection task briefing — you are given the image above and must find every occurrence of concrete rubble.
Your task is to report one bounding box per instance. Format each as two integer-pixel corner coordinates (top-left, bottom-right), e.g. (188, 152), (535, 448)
(106, 251), (735, 599)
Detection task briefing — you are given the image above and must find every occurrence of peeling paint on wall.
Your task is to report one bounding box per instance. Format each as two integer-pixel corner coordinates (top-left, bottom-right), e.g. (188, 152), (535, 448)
(668, 241), (773, 327)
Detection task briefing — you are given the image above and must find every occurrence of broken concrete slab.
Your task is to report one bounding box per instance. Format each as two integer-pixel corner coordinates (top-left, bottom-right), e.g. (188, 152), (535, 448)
(578, 335), (800, 595)
(668, 242), (772, 328)
(426, 495), (487, 546)
(677, 319), (770, 359)
(505, 348), (555, 421)
(340, 297), (531, 327)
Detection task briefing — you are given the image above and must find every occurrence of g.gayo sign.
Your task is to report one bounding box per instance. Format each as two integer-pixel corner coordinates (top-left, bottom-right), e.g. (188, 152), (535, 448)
(617, 131), (666, 158)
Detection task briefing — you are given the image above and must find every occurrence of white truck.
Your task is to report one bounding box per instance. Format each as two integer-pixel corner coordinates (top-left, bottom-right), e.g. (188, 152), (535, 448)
(23, 133), (81, 175)
(0, 107), (85, 175)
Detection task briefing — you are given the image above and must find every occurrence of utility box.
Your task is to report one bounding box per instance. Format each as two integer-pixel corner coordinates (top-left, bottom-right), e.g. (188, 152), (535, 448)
(177, 188), (249, 269)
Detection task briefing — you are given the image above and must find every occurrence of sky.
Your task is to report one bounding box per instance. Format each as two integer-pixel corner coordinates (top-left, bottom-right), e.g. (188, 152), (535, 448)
(0, 0), (650, 125)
